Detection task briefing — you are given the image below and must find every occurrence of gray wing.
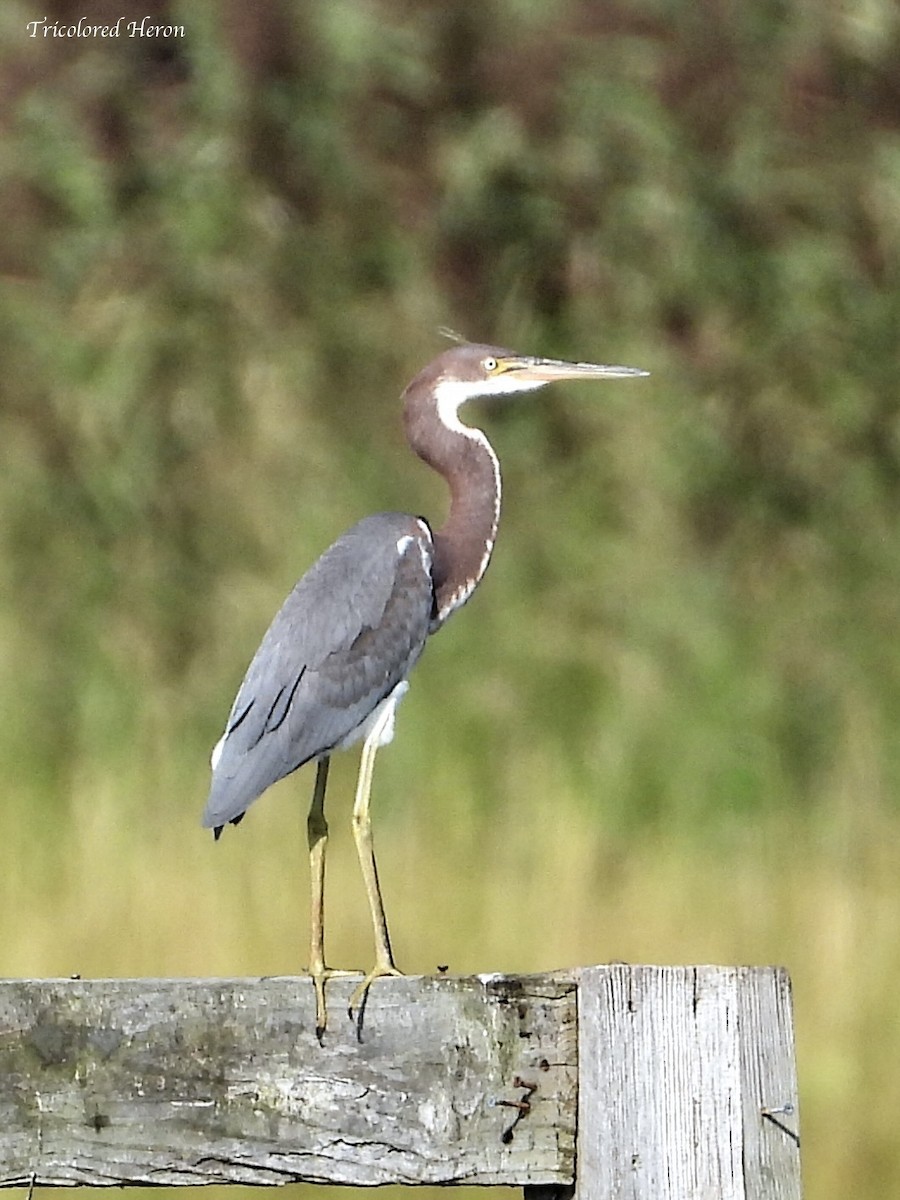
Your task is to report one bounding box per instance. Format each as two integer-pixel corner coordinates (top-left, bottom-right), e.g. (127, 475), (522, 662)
(203, 512), (434, 831)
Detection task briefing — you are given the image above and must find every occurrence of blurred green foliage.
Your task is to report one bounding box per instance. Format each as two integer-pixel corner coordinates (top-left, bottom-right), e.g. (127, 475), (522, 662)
(2, 1), (900, 1198)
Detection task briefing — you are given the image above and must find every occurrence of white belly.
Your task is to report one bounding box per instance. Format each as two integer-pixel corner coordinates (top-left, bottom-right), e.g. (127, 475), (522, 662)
(334, 679), (410, 752)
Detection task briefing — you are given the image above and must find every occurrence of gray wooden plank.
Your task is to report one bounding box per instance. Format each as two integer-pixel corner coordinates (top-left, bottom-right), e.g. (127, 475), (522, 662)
(0, 973), (577, 1188)
(738, 966), (802, 1200)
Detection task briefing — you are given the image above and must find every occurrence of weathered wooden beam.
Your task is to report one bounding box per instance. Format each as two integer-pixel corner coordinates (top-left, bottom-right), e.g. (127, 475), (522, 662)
(0, 973), (577, 1188)
(0, 966), (801, 1195)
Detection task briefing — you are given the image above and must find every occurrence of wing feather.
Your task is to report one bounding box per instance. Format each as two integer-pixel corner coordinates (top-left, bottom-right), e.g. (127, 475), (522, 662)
(203, 513), (433, 830)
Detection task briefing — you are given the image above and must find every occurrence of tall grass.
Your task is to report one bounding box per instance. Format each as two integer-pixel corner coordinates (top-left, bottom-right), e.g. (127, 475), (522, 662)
(3, 1), (900, 1197)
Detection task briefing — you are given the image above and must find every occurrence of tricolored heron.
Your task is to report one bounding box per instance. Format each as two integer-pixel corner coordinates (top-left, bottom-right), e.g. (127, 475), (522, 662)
(204, 342), (648, 1035)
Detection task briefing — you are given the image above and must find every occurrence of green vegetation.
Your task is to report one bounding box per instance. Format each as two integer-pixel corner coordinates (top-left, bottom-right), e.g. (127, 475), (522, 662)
(3, 1), (900, 1196)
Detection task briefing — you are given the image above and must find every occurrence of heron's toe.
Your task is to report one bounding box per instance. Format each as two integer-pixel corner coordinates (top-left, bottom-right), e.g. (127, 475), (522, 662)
(347, 961), (404, 1027)
(307, 965), (360, 1040)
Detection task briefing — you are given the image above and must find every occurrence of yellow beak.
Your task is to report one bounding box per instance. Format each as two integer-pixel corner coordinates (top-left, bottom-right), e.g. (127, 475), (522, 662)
(498, 355), (649, 382)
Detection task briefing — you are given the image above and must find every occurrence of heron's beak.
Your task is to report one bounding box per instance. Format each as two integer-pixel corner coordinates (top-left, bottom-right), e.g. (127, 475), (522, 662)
(499, 355), (649, 382)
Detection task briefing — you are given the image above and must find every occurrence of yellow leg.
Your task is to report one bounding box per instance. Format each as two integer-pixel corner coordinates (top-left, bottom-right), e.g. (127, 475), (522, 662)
(348, 714), (404, 1020)
(306, 756), (355, 1038)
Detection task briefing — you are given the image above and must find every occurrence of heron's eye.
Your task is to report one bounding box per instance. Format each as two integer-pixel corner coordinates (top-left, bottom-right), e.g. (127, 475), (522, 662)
(483, 357), (498, 373)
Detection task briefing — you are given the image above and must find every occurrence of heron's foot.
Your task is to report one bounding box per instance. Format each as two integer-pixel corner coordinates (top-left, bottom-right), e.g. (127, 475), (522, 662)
(347, 960), (404, 1028)
(307, 965), (359, 1040)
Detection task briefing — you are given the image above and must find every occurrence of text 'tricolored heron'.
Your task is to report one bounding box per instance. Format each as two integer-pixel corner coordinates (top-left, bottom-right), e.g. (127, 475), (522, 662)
(204, 342), (649, 1035)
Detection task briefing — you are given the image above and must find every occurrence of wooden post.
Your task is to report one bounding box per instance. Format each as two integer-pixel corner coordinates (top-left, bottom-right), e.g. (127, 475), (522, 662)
(0, 966), (801, 1195)
(576, 966), (801, 1200)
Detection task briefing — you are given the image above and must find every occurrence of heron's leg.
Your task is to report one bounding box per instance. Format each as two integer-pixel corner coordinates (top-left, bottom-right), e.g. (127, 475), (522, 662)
(306, 756), (355, 1037)
(348, 713), (404, 1020)
(307, 756), (330, 985)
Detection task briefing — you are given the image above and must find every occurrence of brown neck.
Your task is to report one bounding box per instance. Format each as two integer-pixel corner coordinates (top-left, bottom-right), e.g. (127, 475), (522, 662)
(403, 394), (501, 626)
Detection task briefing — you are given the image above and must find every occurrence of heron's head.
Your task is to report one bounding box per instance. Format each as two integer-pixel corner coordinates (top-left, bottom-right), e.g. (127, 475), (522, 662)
(421, 342), (648, 415)
(401, 342), (649, 458)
